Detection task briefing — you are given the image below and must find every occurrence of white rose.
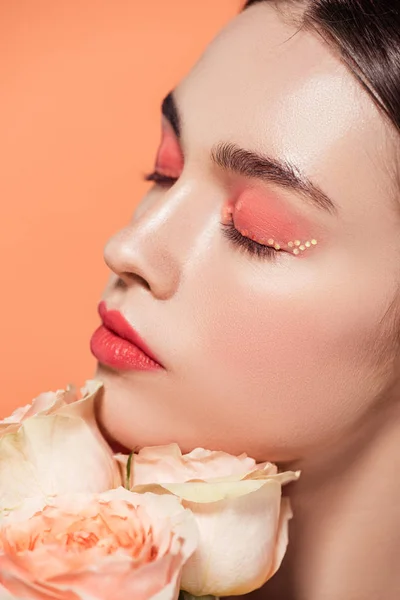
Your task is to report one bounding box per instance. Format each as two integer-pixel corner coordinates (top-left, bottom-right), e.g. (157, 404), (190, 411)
(118, 444), (299, 597)
(0, 380), (121, 515)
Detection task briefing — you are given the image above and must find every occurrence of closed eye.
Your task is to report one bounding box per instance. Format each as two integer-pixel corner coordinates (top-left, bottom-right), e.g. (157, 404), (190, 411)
(144, 171), (178, 186)
(220, 220), (280, 261)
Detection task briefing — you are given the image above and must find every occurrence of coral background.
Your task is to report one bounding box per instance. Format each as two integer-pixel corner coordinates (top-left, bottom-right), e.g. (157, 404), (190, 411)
(0, 0), (240, 416)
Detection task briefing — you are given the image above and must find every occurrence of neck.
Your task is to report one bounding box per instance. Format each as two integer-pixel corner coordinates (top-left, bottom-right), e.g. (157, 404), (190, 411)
(247, 394), (400, 600)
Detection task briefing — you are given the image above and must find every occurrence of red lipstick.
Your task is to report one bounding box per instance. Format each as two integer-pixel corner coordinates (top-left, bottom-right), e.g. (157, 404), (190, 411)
(90, 302), (163, 372)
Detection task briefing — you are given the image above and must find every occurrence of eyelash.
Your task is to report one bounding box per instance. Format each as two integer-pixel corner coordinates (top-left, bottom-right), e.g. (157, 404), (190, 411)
(144, 171), (280, 261)
(145, 171), (177, 186)
(220, 221), (279, 261)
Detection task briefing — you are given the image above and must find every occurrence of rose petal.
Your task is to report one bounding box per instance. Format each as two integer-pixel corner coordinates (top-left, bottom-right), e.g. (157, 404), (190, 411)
(0, 381), (121, 514)
(180, 481), (289, 596)
(0, 383), (80, 439)
(131, 472), (299, 597)
(131, 470), (299, 503)
(0, 489), (198, 600)
(116, 443), (259, 488)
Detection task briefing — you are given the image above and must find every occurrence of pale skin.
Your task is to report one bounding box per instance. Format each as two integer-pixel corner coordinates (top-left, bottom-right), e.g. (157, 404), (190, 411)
(94, 2), (400, 599)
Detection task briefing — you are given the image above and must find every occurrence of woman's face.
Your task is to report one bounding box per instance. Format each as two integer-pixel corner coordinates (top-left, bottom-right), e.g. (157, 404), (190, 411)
(93, 3), (400, 462)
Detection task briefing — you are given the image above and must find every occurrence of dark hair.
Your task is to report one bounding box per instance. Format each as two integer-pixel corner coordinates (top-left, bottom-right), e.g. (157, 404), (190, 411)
(244, 0), (400, 132)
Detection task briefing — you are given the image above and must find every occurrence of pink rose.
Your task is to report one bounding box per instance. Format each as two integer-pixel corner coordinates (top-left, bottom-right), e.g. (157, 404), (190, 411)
(118, 444), (299, 597)
(0, 488), (198, 600)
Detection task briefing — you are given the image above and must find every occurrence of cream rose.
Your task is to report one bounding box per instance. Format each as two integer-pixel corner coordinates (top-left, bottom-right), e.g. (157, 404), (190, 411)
(0, 380), (121, 515)
(0, 384), (77, 436)
(117, 444), (262, 488)
(0, 487), (198, 600)
(118, 444), (299, 598)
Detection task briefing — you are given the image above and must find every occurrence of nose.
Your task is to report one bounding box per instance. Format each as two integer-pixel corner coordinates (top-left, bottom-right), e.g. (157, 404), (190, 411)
(103, 188), (195, 300)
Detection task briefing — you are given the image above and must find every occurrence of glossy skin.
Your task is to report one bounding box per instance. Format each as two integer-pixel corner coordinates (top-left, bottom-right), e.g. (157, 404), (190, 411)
(94, 4), (400, 598)
(95, 3), (399, 464)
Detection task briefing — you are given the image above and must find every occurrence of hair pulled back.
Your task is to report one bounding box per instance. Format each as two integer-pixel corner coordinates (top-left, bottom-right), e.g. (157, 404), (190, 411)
(244, 0), (400, 132)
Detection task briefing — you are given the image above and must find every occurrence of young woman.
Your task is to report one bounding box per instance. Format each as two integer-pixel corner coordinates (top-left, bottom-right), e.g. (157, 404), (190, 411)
(90, 1), (400, 598)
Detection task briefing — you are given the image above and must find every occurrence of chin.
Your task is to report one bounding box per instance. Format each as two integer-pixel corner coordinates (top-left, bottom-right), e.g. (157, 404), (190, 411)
(92, 362), (304, 463)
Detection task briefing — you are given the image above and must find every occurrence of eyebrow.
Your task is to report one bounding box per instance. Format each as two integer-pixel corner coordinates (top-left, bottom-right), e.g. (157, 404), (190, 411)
(212, 143), (338, 215)
(161, 92), (337, 215)
(162, 92), (181, 138)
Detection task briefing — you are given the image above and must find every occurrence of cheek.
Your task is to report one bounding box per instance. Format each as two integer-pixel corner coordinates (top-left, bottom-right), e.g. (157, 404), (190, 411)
(193, 268), (385, 459)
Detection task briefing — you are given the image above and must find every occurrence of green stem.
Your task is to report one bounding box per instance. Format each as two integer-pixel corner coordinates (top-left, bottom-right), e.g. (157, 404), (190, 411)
(125, 452), (134, 489)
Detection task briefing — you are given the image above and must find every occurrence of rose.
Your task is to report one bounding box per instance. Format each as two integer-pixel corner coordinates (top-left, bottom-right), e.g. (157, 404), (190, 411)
(122, 446), (299, 597)
(0, 488), (198, 600)
(172, 474), (295, 598)
(117, 444), (263, 488)
(118, 444), (299, 598)
(0, 384), (77, 436)
(0, 380), (121, 515)
(0, 487), (198, 600)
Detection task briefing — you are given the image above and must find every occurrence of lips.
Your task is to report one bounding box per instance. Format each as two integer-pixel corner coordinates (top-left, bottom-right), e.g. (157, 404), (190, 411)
(90, 301), (164, 371)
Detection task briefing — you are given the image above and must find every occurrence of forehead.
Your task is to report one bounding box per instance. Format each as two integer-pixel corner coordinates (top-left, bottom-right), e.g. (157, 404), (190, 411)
(177, 3), (398, 223)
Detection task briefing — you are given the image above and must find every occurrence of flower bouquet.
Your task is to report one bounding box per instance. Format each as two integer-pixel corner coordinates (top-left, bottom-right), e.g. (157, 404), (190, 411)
(0, 381), (299, 600)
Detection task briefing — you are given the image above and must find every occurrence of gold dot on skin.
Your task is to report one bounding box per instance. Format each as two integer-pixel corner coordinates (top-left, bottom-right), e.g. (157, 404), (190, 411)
(293, 248), (300, 255)
(268, 238), (274, 245)
(288, 241), (294, 248)
(274, 244), (281, 250)
(299, 245), (306, 251)
(305, 241), (311, 248)
(294, 240), (301, 246)
(311, 239), (318, 245)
